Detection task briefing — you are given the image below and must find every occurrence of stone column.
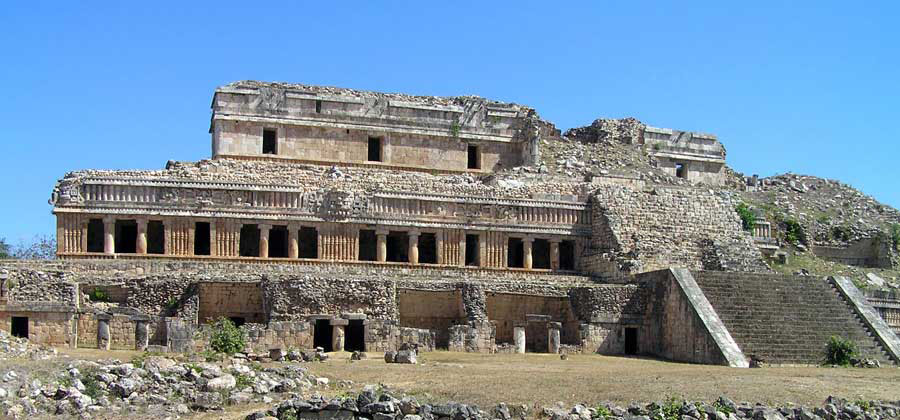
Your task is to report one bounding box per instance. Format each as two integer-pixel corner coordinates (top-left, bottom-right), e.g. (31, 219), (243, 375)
(436, 231), (444, 265)
(135, 319), (149, 351)
(80, 219), (89, 253)
(288, 224), (299, 259)
(458, 233), (467, 267)
(550, 239), (560, 270)
(549, 322), (561, 354)
(259, 224), (271, 258)
(523, 237), (534, 270)
(136, 219), (148, 254)
(103, 218), (115, 255)
(513, 324), (526, 354)
(97, 315), (111, 350)
(331, 318), (348, 352)
(409, 231), (420, 264)
(209, 222), (217, 257)
(376, 229), (388, 262)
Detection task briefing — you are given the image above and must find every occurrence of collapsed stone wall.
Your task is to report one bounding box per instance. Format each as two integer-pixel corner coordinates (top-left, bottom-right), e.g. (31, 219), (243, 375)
(563, 117), (645, 145)
(567, 284), (648, 321)
(2, 268), (78, 305)
(587, 185), (768, 278)
(262, 276), (396, 321)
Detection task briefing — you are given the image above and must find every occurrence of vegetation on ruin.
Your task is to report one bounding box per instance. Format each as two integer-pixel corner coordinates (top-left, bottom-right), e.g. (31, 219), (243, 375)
(824, 336), (858, 366)
(209, 317), (247, 355)
(735, 203), (756, 231)
(450, 121), (460, 137)
(780, 218), (807, 245)
(890, 223), (900, 251)
(0, 238), (10, 259)
(88, 288), (110, 302)
(653, 397), (685, 420)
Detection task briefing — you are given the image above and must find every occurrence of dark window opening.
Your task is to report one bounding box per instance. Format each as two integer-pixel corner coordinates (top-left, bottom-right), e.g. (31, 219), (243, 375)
(86, 218), (104, 253)
(194, 222), (210, 256)
(507, 238), (524, 268)
(11, 317), (28, 339)
(229, 317), (246, 327)
(299, 227), (318, 259)
(262, 129), (277, 155)
(239, 224), (261, 257)
(147, 220), (165, 254)
(675, 162), (686, 179)
(467, 144), (480, 169)
(268, 225), (289, 258)
(559, 240), (576, 271)
(313, 319), (333, 352)
(367, 137), (382, 162)
(465, 234), (480, 266)
(359, 229), (377, 261)
(419, 233), (437, 264)
(315, 100), (322, 113)
(533, 239), (551, 269)
(114, 220), (137, 254)
(345, 319), (366, 352)
(624, 327), (638, 355)
(386, 231), (409, 263)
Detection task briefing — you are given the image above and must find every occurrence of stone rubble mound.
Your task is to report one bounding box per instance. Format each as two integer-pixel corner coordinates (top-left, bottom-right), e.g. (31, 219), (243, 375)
(0, 330), (56, 361)
(0, 353), (329, 419)
(246, 387), (900, 420)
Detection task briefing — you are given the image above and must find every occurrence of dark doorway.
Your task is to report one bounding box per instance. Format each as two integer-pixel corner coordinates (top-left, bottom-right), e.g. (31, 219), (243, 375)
(299, 226), (318, 259)
(345, 319), (366, 352)
(419, 233), (437, 264)
(11, 317), (28, 339)
(147, 220), (165, 254)
(239, 224), (260, 257)
(268, 225), (289, 258)
(114, 220), (137, 254)
(507, 238), (524, 268)
(359, 229), (377, 261)
(559, 240), (575, 271)
(467, 145), (480, 169)
(314, 319), (333, 352)
(86, 218), (104, 252)
(532, 239), (551, 269)
(465, 234), (480, 266)
(194, 222), (211, 256)
(675, 162), (686, 179)
(386, 231), (409, 262)
(367, 137), (382, 162)
(315, 100), (322, 113)
(624, 327), (638, 355)
(263, 129), (277, 155)
(228, 317), (246, 327)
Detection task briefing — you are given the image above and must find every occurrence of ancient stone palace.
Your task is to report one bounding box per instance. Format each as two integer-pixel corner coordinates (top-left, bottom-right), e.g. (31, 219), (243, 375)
(1, 81), (898, 367)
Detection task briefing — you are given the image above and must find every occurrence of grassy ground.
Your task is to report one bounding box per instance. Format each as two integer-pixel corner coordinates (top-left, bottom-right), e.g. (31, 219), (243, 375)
(304, 351), (900, 408)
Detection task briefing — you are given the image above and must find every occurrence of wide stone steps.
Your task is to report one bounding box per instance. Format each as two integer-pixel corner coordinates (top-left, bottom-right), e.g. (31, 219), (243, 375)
(693, 272), (894, 365)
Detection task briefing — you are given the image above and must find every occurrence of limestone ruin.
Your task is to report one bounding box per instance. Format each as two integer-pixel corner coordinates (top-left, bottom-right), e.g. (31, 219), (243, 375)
(2, 80), (899, 367)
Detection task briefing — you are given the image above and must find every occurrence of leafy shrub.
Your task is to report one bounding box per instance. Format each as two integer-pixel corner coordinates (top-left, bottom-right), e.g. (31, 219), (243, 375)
(209, 317), (246, 355)
(592, 406), (611, 419)
(88, 288), (110, 302)
(782, 219), (807, 245)
(735, 203), (756, 231)
(890, 223), (900, 251)
(825, 336), (857, 366)
(653, 397), (684, 420)
(831, 225), (853, 242)
(450, 122), (460, 137)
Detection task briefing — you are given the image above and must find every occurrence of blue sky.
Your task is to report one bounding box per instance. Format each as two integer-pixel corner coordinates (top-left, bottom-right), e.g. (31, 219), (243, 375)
(1, 2), (898, 242)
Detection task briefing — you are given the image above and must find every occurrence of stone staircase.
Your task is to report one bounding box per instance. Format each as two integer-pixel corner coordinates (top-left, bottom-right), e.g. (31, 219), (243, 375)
(693, 271), (895, 366)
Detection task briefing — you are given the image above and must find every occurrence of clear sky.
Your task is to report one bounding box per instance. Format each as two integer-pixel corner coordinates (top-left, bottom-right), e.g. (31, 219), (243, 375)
(1, 2), (898, 242)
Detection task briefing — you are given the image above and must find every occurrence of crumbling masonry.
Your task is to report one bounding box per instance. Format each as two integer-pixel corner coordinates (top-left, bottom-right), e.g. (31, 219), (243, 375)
(2, 81), (898, 366)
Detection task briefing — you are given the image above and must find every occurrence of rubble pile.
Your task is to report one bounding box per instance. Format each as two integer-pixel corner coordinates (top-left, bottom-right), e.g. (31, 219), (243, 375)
(246, 386), (900, 420)
(0, 353), (329, 418)
(0, 330), (56, 361)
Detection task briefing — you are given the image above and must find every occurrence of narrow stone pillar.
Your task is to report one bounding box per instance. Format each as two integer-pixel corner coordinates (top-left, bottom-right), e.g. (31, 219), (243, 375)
(259, 224), (271, 258)
(549, 322), (561, 354)
(523, 238), (534, 270)
(209, 222), (217, 257)
(80, 220), (89, 254)
(409, 231), (420, 265)
(97, 316), (111, 350)
(550, 239), (560, 270)
(513, 324), (526, 354)
(458, 234), (467, 267)
(288, 225), (299, 259)
(331, 318), (348, 352)
(436, 231), (444, 265)
(103, 218), (115, 255)
(376, 230), (388, 262)
(136, 219), (148, 254)
(135, 320), (149, 351)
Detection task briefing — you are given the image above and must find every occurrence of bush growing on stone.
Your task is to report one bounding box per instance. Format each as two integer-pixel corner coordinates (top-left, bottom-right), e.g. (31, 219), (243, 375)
(88, 288), (110, 302)
(889, 223), (900, 250)
(209, 317), (246, 355)
(782, 218), (807, 245)
(825, 335), (857, 366)
(735, 203), (756, 231)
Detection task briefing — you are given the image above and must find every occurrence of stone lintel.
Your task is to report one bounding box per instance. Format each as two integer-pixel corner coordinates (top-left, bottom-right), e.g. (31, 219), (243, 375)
(548, 322), (562, 329)
(525, 314), (551, 323)
(329, 318), (349, 326)
(341, 313), (368, 320)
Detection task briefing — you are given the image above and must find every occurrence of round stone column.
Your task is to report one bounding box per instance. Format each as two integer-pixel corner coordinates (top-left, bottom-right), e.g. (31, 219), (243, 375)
(549, 322), (562, 354)
(513, 324), (526, 354)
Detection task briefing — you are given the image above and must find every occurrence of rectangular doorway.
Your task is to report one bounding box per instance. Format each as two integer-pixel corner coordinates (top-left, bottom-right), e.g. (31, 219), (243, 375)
(11, 316), (28, 339)
(313, 319), (333, 352)
(345, 319), (366, 352)
(624, 327), (638, 355)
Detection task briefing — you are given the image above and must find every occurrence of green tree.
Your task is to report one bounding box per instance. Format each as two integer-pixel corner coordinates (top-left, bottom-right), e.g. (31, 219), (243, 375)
(209, 317), (246, 355)
(11, 235), (56, 259)
(0, 238), (11, 259)
(735, 203), (756, 231)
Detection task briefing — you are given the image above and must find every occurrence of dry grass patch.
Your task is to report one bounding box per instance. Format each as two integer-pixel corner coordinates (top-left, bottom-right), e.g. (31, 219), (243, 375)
(306, 351), (900, 408)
